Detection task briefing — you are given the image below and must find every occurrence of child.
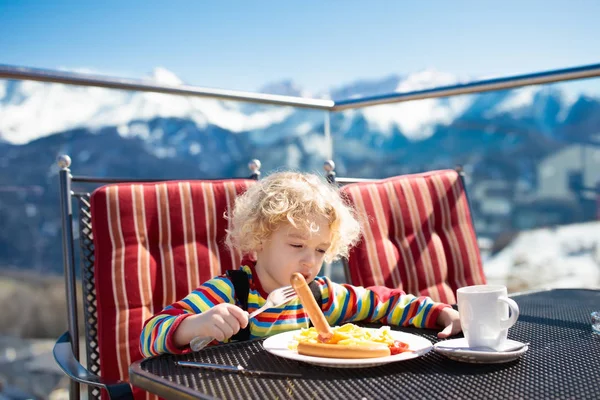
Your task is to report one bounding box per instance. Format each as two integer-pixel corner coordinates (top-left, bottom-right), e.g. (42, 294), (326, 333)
(140, 171), (461, 357)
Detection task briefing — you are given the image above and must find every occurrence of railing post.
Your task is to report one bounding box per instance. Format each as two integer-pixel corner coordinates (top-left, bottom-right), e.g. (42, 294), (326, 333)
(248, 159), (262, 180)
(324, 112), (333, 162)
(323, 159), (336, 184)
(322, 160), (337, 279)
(58, 154), (80, 400)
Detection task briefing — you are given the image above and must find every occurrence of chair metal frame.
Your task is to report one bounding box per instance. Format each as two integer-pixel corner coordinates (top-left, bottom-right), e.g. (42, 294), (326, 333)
(54, 155), (261, 400)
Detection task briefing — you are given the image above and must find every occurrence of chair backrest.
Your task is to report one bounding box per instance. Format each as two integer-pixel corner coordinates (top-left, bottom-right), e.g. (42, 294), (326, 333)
(340, 169), (486, 304)
(89, 179), (255, 400)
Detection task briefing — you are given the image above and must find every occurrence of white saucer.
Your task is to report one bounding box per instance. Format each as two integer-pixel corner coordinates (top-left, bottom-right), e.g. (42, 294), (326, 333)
(433, 338), (528, 364)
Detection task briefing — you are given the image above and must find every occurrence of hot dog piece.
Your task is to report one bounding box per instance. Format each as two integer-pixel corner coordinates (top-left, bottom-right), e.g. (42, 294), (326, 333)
(290, 273), (333, 342)
(297, 342), (391, 359)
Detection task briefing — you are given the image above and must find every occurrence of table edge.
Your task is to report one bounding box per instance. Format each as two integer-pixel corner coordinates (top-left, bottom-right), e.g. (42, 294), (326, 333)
(129, 361), (220, 400)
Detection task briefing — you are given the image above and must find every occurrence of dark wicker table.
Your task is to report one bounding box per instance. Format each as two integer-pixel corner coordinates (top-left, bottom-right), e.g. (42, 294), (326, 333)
(129, 288), (600, 400)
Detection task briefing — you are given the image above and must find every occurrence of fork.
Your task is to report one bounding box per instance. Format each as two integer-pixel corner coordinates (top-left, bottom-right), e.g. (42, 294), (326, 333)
(190, 285), (298, 352)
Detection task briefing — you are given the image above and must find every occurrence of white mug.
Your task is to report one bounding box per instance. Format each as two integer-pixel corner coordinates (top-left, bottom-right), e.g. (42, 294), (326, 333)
(457, 285), (520, 350)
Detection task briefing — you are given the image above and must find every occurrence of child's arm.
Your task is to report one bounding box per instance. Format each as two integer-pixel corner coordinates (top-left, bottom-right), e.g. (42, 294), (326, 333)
(140, 276), (242, 357)
(316, 276), (454, 332)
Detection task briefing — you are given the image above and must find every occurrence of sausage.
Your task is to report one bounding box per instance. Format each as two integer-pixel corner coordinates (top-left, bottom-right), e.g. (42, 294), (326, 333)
(290, 272), (333, 342)
(297, 342), (391, 359)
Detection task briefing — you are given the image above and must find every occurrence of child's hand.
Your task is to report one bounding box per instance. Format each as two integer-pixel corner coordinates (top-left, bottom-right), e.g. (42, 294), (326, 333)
(193, 303), (249, 341)
(436, 307), (462, 338)
(173, 303), (249, 348)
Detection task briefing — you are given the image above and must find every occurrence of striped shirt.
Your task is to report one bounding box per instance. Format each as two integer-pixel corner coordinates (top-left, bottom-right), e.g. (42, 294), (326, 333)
(140, 265), (449, 357)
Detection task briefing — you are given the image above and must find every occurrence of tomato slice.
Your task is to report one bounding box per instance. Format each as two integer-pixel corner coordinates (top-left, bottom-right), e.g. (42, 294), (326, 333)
(389, 340), (410, 355)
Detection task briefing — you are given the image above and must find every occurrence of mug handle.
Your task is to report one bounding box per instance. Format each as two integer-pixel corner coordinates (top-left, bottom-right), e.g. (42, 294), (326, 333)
(498, 296), (519, 329)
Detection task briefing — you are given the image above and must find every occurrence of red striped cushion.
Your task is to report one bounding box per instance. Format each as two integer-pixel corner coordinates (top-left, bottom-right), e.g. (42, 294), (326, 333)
(341, 170), (485, 304)
(91, 179), (255, 400)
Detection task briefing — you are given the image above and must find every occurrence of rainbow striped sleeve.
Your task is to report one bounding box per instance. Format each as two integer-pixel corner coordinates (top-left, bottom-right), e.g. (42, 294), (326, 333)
(139, 276), (235, 357)
(317, 277), (449, 329)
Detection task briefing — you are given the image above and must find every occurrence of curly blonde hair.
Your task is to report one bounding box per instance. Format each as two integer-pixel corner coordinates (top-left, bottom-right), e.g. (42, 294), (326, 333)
(226, 171), (362, 262)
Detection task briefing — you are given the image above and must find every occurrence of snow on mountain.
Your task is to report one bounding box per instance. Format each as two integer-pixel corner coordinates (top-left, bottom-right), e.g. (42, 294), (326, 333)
(485, 87), (539, 117)
(362, 95), (473, 140)
(3, 68), (475, 144)
(1, 66), (598, 146)
(394, 69), (463, 92)
(482, 86), (574, 126)
(359, 69), (473, 140)
(484, 221), (600, 293)
(147, 67), (183, 85)
(329, 74), (401, 100)
(0, 68), (292, 144)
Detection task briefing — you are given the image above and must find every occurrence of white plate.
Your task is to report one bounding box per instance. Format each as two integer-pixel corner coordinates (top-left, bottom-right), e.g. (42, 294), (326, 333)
(433, 338), (528, 364)
(262, 328), (433, 368)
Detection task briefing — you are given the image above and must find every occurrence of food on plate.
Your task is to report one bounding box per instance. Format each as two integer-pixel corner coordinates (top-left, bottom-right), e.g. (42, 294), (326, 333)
(289, 323), (411, 359)
(290, 272), (333, 341)
(289, 273), (410, 359)
(296, 341), (390, 359)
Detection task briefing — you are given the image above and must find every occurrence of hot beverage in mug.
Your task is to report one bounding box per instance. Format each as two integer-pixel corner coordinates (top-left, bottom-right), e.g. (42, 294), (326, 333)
(457, 285), (520, 350)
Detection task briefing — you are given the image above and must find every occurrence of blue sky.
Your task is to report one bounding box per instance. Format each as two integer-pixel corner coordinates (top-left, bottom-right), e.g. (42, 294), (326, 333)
(1, 0), (599, 93)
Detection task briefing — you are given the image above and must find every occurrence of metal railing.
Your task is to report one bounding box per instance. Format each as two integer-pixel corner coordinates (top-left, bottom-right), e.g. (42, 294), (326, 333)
(2, 62), (600, 110)
(0, 65), (332, 110)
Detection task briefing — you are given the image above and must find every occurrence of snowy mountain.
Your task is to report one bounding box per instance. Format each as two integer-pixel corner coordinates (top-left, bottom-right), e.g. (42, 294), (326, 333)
(485, 221), (600, 292)
(3, 67), (592, 146)
(0, 67), (293, 144)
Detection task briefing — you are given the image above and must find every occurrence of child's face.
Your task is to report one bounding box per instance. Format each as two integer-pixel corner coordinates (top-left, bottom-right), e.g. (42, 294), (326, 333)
(254, 215), (331, 292)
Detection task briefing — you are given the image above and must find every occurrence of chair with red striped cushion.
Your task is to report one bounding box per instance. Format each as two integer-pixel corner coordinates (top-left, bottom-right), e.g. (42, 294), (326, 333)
(340, 169), (486, 304)
(90, 179), (255, 400)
